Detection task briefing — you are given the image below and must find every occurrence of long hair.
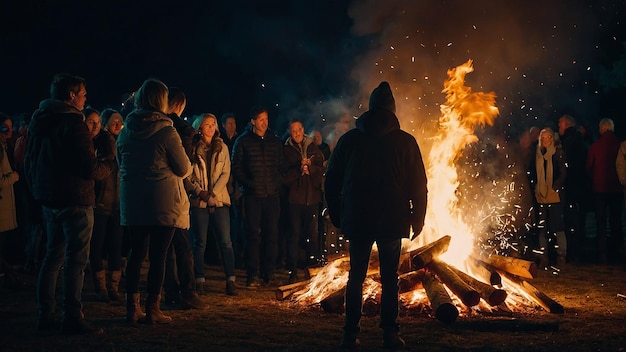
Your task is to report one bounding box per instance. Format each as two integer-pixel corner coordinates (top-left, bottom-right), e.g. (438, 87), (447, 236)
(192, 113), (223, 161)
(134, 79), (168, 113)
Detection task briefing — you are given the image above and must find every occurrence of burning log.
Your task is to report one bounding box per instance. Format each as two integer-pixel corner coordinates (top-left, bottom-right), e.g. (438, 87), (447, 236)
(473, 254), (537, 279)
(467, 258), (502, 286)
(444, 262), (507, 306)
(421, 271), (458, 324)
(428, 259), (480, 307)
(410, 235), (451, 270)
(275, 281), (310, 301)
(398, 270), (425, 293)
(320, 287), (346, 314)
(499, 271), (564, 314)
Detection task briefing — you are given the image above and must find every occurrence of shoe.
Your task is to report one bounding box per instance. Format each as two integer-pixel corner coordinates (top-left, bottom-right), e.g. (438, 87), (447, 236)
(145, 294), (172, 324)
(61, 319), (103, 335)
(226, 280), (238, 296)
(340, 332), (361, 350)
(195, 281), (206, 295)
(37, 316), (60, 332)
(262, 273), (276, 286)
(383, 332), (406, 350)
(180, 292), (209, 310)
(246, 276), (260, 288)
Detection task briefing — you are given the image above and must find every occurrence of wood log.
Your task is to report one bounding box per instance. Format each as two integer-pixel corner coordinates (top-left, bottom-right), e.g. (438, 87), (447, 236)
(498, 271), (564, 314)
(428, 258), (481, 307)
(468, 258), (502, 286)
(444, 263), (508, 306)
(421, 271), (458, 324)
(320, 287), (345, 313)
(275, 281), (310, 301)
(398, 270), (425, 293)
(410, 235), (451, 270)
(473, 254), (537, 279)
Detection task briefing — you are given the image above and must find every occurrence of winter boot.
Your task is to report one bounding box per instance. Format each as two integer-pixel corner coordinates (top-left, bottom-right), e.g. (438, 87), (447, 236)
(145, 294), (172, 324)
(92, 270), (109, 302)
(108, 271), (123, 302)
(125, 293), (145, 324)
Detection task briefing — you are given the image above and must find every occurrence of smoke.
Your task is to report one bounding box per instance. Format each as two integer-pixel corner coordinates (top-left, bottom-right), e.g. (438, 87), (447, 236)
(345, 0), (617, 142)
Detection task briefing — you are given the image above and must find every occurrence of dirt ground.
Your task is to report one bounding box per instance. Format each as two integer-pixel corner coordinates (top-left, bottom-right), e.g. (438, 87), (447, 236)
(1, 256), (625, 352)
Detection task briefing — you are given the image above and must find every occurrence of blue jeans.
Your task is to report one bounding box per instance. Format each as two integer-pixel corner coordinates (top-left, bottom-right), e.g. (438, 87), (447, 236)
(344, 237), (401, 335)
(190, 206), (235, 280)
(37, 206), (94, 321)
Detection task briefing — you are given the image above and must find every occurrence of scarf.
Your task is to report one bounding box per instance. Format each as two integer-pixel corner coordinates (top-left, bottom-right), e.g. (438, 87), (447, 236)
(535, 144), (560, 204)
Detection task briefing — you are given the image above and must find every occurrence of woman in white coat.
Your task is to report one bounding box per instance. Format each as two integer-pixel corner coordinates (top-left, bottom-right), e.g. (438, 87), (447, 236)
(186, 113), (236, 296)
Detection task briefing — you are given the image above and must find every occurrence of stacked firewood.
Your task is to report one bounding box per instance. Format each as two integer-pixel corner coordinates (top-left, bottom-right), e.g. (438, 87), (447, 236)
(277, 235), (563, 324)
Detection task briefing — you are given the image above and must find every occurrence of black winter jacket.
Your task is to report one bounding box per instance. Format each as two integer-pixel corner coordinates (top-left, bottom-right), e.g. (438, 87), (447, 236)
(283, 135), (324, 206)
(325, 107), (428, 241)
(24, 99), (114, 208)
(231, 128), (284, 198)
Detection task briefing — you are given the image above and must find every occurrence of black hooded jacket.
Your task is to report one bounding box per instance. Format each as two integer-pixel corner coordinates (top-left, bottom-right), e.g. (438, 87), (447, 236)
(324, 82), (428, 240)
(24, 99), (114, 208)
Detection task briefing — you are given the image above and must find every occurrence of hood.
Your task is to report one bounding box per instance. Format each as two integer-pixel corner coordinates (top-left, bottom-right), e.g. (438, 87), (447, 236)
(30, 99), (83, 135)
(369, 81), (395, 113)
(122, 109), (173, 140)
(356, 82), (400, 138)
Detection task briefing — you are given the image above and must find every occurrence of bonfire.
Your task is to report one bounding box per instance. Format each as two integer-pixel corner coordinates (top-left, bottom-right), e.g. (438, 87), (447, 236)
(280, 60), (562, 323)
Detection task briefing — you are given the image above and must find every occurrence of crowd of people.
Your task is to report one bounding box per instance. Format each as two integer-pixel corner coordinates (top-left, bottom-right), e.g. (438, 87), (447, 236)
(519, 115), (625, 269)
(0, 73), (625, 350)
(0, 73), (339, 335)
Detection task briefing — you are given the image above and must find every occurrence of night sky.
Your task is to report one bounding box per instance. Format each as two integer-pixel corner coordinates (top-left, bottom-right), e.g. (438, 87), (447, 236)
(2, 0), (625, 141)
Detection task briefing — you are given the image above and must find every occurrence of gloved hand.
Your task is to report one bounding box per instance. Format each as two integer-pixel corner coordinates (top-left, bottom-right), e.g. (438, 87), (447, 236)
(198, 190), (211, 202)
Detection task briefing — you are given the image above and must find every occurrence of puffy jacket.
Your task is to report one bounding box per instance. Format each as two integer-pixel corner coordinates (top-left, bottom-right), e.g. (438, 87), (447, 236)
(185, 136), (231, 208)
(231, 128), (284, 198)
(117, 109), (192, 229)
(24, 99), (114, 208)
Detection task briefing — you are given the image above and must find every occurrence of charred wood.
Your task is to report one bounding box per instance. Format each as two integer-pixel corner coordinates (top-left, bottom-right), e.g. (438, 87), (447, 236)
(422, 271), (458, 324)
(428, 259), (481, 307)
(410, 235), (451, 270)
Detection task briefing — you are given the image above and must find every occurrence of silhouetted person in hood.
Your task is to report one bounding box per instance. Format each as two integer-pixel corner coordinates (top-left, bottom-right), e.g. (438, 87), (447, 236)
(325, 81), (427, 350)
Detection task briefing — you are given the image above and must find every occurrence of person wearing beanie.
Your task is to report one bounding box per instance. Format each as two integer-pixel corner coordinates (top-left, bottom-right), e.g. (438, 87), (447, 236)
(325, 81), (428, 350)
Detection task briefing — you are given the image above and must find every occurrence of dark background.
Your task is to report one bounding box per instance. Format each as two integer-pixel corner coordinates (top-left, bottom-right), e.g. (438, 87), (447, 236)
(1, 0), (625, 140)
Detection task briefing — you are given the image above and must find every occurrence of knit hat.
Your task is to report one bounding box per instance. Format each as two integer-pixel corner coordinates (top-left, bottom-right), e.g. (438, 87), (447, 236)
(368, 81), (396, 114)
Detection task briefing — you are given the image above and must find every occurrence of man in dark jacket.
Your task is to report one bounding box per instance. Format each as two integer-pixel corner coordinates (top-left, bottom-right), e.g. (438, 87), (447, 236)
(325, 81), (427, 350)
(282, 119), (325, 283)
(24, 73), (115, 334)
(231, 107), (284, 287)
(162, 87), (207, 310)
(558, 114), (590, 263)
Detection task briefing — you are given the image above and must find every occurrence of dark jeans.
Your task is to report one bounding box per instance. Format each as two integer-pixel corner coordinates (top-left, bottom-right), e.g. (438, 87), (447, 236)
(37, 206), (93, 321)
(537, 202), (567, 257)
(594, 192), (624, 262)
(125, 226), (175, 295)
(189, 206), (235, 280)
(344, 237), (401, 335)
(244, 195), (280, 280)
(164, 228), (195, 295)
(229, 199), (245, 268)
(89, 210), (123, 272)
(286, 203), (319, 272)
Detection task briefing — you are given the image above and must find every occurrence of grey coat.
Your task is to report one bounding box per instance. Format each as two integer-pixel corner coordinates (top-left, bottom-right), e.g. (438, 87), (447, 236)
(117, 109), (192, 229)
